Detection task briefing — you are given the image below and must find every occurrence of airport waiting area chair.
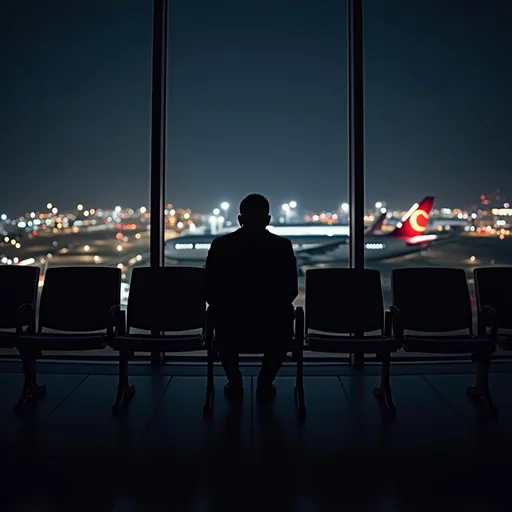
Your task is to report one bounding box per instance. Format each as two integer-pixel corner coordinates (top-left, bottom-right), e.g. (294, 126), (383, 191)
(203, 306), (306, 417)
(15, 266), (121, 409)
(110, 266), (208, 413)
(474, 267), (512, 349)
(0, 265), (41, 408)
(391, 267), (497, 414)
(301, 268), (399, 414)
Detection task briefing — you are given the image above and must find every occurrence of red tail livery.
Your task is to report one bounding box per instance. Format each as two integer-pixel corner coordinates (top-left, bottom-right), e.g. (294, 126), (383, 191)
(390, 196), (435, 239)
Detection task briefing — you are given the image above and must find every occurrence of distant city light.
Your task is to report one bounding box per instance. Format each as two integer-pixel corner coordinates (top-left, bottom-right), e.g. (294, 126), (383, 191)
(218, 216), (225, 223)
(3, 237), (9, 243)
(116, 245), (123, 251)
(77, 204), (84, 211)
(11, 239), (16, 245)
(170, 209), (176, 216)
(51, 207), (58, 214)
(117, 263), (124, 270)
(83, 210), (89, 217)
(282, 204), (290, 212)
(213, 208), (220, 216)
(341, 203), (349, 213)
(289, 201), (297, 209)
(115, 206), (121, 212)
(312, 214), (320, 222)
(84, 245), (90, 251)
(15, 243), (21, 249)
(46, 203), (53, 210)
(221, 202), (230, 211)
(0, 214), (6, 221)
(375, 201), (383, 209)
(140, 206), (147, 214)
(93, 255), (101, 263)
(184, 212), (190, 220)
(177, 221), (184, 229)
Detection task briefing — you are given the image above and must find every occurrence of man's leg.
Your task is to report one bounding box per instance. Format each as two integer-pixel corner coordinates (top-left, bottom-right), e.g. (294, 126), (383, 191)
(219, 337), (243, 399)
(258, 340), (288, 397)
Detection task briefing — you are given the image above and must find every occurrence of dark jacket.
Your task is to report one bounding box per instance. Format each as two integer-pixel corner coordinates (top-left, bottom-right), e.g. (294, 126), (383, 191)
(205, 227), (298, 340)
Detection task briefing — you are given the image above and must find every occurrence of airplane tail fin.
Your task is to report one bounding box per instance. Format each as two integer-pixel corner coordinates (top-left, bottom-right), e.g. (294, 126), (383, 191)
(366, 210), (387, 234)
(389, 196), (435, 238)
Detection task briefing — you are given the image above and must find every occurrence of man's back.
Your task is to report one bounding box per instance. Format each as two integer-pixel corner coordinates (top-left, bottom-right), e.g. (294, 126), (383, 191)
(205, 227), (298, 323)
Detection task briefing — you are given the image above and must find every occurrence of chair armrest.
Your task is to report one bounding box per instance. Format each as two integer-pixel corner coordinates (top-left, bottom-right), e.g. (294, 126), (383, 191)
(294, 306), (305, 346)
(107, 305), (121, 338)
(205, 306), (215, 350)
(384, 310), (392, 337)
(389, 305), (403, 338)
(479, 305), (498, 339)
(17, 303), (35, 335)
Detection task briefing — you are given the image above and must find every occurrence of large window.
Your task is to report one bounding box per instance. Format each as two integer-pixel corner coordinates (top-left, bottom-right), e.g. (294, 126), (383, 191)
(163, 0), (349, 357)
(363, 0), (512, 357)
(0, 0), (153, 356)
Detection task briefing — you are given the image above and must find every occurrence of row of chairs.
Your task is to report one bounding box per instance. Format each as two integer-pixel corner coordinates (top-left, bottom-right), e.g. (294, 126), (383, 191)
(0, 264), (510, 418)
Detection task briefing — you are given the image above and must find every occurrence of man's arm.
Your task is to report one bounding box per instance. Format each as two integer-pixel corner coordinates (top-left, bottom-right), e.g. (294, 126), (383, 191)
(204, 238), (222, 308)
(285, 239), (299, 304)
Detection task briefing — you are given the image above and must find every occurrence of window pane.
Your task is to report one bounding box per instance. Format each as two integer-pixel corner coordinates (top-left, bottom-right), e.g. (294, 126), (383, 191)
(0, 0), (153, 357)
(164, 0), (348, 358)
(364, 0), (512, 357)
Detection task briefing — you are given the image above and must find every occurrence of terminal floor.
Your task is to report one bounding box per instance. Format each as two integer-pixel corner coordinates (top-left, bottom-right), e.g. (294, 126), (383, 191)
(1, 359), (512, 511)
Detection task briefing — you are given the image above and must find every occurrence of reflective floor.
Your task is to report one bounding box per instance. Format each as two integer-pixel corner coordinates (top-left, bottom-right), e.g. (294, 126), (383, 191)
(1, 360), (512, 511)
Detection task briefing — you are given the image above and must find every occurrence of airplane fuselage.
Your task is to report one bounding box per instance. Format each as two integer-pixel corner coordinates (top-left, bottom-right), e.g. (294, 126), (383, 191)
(164, 230), (434, 264)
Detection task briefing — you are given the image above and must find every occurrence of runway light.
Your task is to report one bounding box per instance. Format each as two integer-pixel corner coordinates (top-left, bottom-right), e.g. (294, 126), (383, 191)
(470, 256), (476, 262)
(15, 243), (21, 249)
(3, 236), (9, 243)
(135, 233), (141, 240)
(93, 255), (101, 263)
(11, 239), (16, 245)
(117, 245), (123, 251)
(84, 245), (90, 251)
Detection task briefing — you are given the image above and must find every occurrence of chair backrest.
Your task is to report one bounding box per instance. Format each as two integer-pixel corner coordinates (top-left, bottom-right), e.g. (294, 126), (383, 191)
(474, 267), (512, 330)
(305, 268), (384, 334)
(392, 267), (472, 333)
(0, 265), (40, 329)
(39, 266), (121, 332)
(127, 266), (205, 332)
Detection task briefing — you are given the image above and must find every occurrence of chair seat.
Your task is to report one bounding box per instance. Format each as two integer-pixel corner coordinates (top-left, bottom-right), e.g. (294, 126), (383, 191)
(18, 333), (109, 351)
(401, 334), (494, 354)
(111, 333), (205, 352)
(306, 333), (398, 353)
(0, 331), (16, 348)
(213, 336), (297, 355)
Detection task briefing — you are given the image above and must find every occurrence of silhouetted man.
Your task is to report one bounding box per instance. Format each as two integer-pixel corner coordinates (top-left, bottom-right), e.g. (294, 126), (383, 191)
(205, 194), (298, 401)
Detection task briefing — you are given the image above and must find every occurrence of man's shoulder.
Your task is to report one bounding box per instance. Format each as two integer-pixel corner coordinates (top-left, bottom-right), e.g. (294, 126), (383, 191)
(265, 231), (292, 248)
(211, 231), (239, 246)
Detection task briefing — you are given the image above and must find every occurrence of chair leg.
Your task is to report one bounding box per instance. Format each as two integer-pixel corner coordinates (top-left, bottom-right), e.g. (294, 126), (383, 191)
(112, 350), (135, 413)
(467, 352), (497, 416)
(13, 349), (46, 411)
(373, 352), (397, 417)
(294, 348), (306, 419)
(203, 349), (215, 416)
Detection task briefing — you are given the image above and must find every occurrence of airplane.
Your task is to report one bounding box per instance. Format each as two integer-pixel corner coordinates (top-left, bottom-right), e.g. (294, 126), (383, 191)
(164, 196), (441, 265)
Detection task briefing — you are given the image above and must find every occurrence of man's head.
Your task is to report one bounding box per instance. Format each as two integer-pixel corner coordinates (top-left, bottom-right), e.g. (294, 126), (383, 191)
(238, 194), (271, 229)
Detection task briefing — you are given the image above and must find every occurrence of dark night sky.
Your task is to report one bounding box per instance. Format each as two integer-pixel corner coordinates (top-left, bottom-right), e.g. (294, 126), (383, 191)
(1, 0), (511, 215)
